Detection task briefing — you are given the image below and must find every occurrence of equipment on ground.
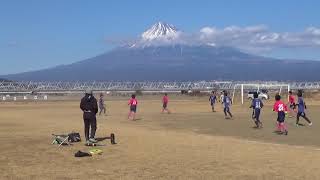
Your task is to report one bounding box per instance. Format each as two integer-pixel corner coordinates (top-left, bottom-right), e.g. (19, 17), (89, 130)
(68, 132), (81, 142)
(74, 150), (91, 157)
(85, 142), (105, 146)
(52, 132), (81, 147)
(110, 133), (116, 144)
(89, 148), (103, 155)
(52, 134), (71, 147)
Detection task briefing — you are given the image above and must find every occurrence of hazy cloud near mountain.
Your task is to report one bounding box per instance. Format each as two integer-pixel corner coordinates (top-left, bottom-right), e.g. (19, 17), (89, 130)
(198, 25), (320, 53)
(104, 24), (320, 54)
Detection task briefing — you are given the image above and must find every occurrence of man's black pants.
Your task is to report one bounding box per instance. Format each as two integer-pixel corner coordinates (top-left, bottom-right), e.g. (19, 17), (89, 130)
(83, 113), (97, 141)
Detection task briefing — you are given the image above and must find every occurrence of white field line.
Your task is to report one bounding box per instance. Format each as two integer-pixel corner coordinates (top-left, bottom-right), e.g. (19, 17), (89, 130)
(243, 139), (320, 151)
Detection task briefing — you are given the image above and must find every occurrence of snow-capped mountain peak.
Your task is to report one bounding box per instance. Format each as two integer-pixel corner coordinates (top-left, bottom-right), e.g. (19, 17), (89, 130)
(141, 22), (180, 41)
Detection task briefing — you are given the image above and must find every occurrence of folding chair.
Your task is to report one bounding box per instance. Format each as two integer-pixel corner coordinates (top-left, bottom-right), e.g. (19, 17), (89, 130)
(52, 134), (70, 147)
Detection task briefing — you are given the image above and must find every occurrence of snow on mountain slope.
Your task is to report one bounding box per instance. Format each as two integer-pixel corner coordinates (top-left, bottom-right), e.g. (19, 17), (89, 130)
(141, 22), (181, 41)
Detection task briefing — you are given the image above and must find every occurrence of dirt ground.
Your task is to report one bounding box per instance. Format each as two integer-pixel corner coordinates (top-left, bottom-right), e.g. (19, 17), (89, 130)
(1, 95), (320, 180)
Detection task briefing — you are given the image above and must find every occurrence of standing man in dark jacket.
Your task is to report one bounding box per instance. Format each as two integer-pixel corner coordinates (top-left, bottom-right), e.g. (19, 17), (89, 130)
(80, 89), (98, 144)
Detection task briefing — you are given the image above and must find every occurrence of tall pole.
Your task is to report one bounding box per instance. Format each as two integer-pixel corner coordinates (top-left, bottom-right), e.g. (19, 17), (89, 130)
(232, 85), (236, 103)
(279, 86), (282, 95)
(241, 84), (244, 105)
(288, 84), (290, 101)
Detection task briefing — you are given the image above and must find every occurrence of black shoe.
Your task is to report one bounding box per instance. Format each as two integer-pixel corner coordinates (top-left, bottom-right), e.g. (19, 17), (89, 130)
(284, 130), (288, 135)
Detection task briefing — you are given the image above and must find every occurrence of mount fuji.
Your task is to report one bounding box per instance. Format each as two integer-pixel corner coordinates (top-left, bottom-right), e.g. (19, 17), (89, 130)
(3, 22), (320, 81)
(142, 22), (180, 41)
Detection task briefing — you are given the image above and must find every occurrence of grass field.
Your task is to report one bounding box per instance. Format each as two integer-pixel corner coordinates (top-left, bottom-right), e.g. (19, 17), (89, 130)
(1, 95), (320, 180)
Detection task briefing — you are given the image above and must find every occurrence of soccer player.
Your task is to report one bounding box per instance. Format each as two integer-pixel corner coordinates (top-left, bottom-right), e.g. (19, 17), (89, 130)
(288, 91), (296, 118)
(219, 91), (224, 104)
(162, 93), (171, 114)
(296, 91), (312, 126)
(128, 94), (138, 120)
(273, 94), (288, 135)
(209, 91), (217, 112)
(98, 93), (106, 116)
(223, 91), (233, 119)
(250, 92), (264, 128)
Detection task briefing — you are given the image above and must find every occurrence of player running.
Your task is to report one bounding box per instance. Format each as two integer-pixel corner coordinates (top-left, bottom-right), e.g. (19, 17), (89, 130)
(128, 94), (138, 120)
(273, 94), (288, 135)
(219, 91), (224, 104)
(250, 92), (264, 128)
(209, 91), (217, 112)
(288, 91), (296, 118)
(296, 91), (312, 126)
(162, 93), (171, 114)
(223, 91), (233, 119)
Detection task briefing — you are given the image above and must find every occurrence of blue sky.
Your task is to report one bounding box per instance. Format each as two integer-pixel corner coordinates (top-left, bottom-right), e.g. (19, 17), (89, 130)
(1, 0), (320, 74)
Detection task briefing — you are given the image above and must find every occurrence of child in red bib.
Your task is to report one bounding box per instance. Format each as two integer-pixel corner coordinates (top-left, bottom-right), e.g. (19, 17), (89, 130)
(128, 94), (138, 120)
(273, 94), (288, 135)
(162, 93), (171, 114)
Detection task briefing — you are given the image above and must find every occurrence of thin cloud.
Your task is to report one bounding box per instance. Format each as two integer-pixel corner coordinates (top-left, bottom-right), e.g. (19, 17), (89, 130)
(199, 25), (320, 52)
(104, 24), (320, 53)
(5, 41), (19, 47)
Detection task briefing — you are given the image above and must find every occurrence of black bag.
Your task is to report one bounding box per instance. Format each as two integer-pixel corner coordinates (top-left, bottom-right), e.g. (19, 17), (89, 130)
(68, 132), (81, 142)
(74, 151), (91, 157)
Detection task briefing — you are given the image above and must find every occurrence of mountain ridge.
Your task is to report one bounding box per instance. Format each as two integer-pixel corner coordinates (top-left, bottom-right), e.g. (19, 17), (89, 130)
(2, 22), (320, 81)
